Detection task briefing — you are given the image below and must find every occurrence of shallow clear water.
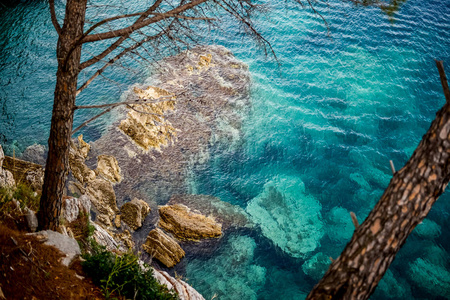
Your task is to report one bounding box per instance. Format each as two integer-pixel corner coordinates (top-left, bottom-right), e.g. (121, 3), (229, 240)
(1, 0), (450, 299)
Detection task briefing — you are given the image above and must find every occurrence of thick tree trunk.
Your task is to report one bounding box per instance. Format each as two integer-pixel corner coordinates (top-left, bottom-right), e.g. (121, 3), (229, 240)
(38, 0), (88, 230)
(307, 70), (450, 299)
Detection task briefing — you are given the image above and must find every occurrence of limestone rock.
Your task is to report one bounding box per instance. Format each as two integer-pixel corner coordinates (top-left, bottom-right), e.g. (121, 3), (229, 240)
(69, 147), (96, 184)
(0, 145), (4, 169)
(21, 144), (47, 165)
(153, 268), (205, 300)
(75, 135), (90, 159)
(91, 222), (127, 252)
(114, 229), (134, 249)
(85, 178), (119, 225)
(168, 194), (253, 231)
(29, 230), (81, 266)
(63, 197), (80, 223)
(114, 215), (121, 228)
(120, 198), (150, 230)
(158, 204), (222, 240)
(96, 155), (122, 184)
(0, 168), (15, 188)
(142, 228), (185, 268)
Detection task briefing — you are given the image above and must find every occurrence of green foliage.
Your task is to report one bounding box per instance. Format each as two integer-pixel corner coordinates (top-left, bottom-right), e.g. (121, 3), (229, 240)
(0, 183), (40, 217)
(82, 245), (178, 300)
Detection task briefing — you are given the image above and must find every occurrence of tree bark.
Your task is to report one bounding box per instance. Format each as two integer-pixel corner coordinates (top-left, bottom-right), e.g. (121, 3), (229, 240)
(307, 70), (450, 299)
(38, 0), (88, 230)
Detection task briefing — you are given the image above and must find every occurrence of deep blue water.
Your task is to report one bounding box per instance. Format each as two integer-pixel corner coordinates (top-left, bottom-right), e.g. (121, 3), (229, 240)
(1, 0), (450, 299)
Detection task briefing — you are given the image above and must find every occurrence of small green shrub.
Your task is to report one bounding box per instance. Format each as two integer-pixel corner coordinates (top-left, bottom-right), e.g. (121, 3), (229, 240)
(0, 183), (40, 218)
(82, 245), (178, 300)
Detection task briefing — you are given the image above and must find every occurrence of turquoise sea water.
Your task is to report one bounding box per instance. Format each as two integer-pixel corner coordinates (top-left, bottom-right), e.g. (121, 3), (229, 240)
(1, 0), (450, 299)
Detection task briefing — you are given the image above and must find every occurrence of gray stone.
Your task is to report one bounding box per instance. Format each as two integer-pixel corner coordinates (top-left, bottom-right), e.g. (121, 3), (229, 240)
(29, 230), (81, 266)
(25, 208), (38, 232)
(0, 145), (4, 169)
(21, 144), (47, 165)
(0, 169), (15, 188)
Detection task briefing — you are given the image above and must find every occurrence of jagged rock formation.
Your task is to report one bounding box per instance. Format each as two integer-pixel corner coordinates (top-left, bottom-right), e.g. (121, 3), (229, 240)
(142, 228), (185, 268)
(96, 155), (122, 184)
(68, 135), (120, 227)
(167, 194), (253, 231)
(158, 204), (222, 241)
(90, 45), (251, 204)
(21, 144), (47, 165)
(120, 198), (150, 230)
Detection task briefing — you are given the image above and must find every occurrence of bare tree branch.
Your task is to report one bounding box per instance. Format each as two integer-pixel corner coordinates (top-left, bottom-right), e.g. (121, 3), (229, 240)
(81, 0), (209, 44)
(49, 0), (62, 36)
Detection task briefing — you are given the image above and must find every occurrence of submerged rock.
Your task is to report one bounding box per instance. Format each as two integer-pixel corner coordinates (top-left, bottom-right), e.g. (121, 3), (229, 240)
(246, 175), (324, 259)
(90, 45), (251, 204)
(120, 198), (150, 230)
(185, 234), (266, 300)
(142, 228), (185, 268)
(408, 257), (450, 298)
(167, 194), (253, 231)
(158, 204), (222, 241)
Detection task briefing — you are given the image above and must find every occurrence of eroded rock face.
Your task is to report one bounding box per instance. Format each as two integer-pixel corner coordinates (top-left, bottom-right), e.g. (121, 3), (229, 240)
(120, 198), (150, 230)
(142, 228), (185, 268)
(90, 45), (251, 204)
(158, 204), (222, 241)
(168, 194), (253, 231)
(63, 195), (91, 223)
(96, 155), (122, 184)
(21, 144), (47, 165)
(85, 178), (119, 224)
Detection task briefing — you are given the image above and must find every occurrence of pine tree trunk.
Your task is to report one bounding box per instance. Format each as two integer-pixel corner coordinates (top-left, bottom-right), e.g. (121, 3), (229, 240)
(307, 98), (450, 299)
(38, 0), (88, 230)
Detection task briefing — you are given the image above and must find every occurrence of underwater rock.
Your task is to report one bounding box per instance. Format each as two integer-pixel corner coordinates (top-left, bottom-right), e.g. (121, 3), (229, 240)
(408, 257), (450, 298)
(142, 228), (185, 268)
(185, 235), (266, 300)
(96, 155), (122, 184)
(90, 45), (251, 204)
(246, 175), (324, 259)
(167, 194), (253, 231)
(120, 198), (151, 230)
(302, 252), (331, 281)
(158, 204), (222, 241)
(376, 269), (411, 299)
(413, 218), (441, 240)
(325, 206), (355, 243)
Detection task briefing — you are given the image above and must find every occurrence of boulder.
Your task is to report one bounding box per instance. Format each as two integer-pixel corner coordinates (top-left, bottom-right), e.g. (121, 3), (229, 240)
(21, 144), (47, 165)
(167, 194), (253, 231)
(63, 197), (80, 223)
(120, 198), (150, 230)
(25, 208), (38, 232)
(142, 228), (185, 268)
(29, 230), (81, 266)
(91, 222), (128, 252)
(96, 155), (122, 184)
(158, 204), (222, 241)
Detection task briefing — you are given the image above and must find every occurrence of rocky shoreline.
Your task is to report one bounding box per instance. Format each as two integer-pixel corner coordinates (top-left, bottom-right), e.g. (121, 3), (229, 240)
(1, 45), (255, 299)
